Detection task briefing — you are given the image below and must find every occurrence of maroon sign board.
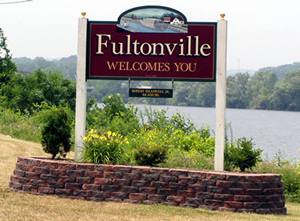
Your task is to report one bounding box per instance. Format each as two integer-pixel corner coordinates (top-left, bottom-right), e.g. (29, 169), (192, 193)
(86, 6), (217, 81)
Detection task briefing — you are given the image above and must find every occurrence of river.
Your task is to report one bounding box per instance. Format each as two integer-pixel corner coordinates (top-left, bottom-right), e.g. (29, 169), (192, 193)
(134, 104), (300, 161)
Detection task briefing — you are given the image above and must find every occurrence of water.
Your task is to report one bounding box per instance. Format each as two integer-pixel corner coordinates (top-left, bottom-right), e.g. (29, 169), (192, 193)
(125, 21), (177, 33)
(134, 104), (300, 161)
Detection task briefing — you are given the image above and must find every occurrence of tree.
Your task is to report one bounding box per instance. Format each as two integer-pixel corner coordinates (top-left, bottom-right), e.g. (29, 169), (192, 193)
(0, 28), (16, 84)
(248, 71), (277, 109)
(225, 138), (262, 172)
(0, 70), (75, 113)
(227, 73), (251, 108)
(41, 106), (72, 159)
(270, 71), (300, 111)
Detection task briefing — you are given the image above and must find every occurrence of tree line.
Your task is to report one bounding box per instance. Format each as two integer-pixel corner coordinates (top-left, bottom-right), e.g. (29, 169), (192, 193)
(86, 70), (300, 111)
(5, 28), (300, 112)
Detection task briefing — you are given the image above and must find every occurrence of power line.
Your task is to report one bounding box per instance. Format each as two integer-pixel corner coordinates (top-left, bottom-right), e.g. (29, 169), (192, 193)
(0, 0), (32, 4)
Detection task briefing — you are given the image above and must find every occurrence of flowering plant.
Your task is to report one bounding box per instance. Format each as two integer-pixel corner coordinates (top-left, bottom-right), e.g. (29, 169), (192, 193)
(83, 129), (128, 164)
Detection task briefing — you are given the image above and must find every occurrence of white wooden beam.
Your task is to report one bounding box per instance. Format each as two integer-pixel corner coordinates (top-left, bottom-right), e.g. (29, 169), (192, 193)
(214, 14), (228, 171)
(75, 13), (88, 162)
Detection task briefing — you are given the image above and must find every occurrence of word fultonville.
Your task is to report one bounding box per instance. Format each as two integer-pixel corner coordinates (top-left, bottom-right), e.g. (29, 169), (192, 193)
(96, 34), (212, 57)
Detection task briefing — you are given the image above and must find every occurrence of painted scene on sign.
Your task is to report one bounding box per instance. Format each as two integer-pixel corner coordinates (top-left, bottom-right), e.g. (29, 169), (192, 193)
(118, 6), (188, 33)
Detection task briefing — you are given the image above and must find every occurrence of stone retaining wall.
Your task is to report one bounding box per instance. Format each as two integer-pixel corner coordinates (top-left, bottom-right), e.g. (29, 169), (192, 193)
(9, 157), (286, 214)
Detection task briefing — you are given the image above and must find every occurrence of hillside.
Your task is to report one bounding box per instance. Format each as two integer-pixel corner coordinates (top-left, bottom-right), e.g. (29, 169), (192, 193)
(258, 62), (300, 79)
(13, 55), (300, 80)
(13, 56), (77, 79)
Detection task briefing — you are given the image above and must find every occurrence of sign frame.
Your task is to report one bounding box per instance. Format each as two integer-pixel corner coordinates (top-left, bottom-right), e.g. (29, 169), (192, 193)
(85, 5), (217, 82)
(75, 7), (228, 172)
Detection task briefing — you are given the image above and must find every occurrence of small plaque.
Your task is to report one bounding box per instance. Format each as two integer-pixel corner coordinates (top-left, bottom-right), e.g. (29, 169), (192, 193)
(129, 88), (173, 98)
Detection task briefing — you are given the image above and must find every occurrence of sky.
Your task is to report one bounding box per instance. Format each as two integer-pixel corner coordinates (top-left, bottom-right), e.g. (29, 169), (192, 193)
(0, 0), (299, 70)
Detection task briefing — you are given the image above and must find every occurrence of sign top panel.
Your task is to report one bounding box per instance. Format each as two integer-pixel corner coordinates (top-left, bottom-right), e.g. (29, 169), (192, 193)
(86, 6), (217, 81)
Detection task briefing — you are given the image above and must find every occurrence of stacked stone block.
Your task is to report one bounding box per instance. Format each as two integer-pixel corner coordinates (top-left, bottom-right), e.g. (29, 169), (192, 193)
(10, 157), (286, 214)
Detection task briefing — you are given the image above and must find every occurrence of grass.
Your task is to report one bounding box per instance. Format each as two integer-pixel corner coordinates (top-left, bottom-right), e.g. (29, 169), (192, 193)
(0, 108), (41, 142)
(0, 134), (300, 221)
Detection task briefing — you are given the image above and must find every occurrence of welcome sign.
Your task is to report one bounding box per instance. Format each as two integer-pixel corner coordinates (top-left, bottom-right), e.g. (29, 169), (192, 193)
(86, 6), (217, 81)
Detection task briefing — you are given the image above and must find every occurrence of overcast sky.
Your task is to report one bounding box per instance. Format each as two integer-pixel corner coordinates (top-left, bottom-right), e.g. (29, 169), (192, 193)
(0, 0), (299, 70)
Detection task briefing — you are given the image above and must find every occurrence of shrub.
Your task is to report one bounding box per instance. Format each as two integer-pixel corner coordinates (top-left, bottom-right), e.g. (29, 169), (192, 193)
(163, 148), (214, 170)
(225, 137), (262, 172)
(255, 161), (300, 202)
(169, 129), (214, 156)
(83, 129), (128, 164)
(87, 94), (140, 135)
(142, 109), (195, 134)
(40, 106), (72, 159)
(128, 129), (170, 166)
(135, 146), (167, 167)
(142, 109), (169, 130)
(169, 113), (196, 134)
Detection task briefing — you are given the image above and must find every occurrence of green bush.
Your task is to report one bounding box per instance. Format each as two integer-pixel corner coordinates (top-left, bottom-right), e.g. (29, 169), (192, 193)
(40, 106), (72, 159)
(169, 129), (214, 156)
(225, 137), (262, 172)
(163, 148), (214, 170)
(135, 146), (167, 167)
(83, 129), (128, 164)
(87, 94), (140, 135)
(142, 109), (195, 134)
(128, 129), (170, 166)
(169, 113), (196, 134)
(255, 161), (300, 202)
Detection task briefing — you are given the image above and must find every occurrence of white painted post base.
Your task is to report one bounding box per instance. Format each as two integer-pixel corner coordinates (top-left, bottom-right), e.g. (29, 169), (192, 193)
(75, 14), (88, 162)
(214, 15), (228, 171)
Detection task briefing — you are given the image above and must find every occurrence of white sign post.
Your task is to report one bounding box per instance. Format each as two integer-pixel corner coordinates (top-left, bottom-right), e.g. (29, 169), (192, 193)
(214, 14), (228, 171)
(75, 13), (88, 162)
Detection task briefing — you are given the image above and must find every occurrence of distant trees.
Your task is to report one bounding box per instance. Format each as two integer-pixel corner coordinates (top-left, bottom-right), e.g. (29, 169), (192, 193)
(85, 71), (300, 111)
(227, 73), (251, 108)
(247, 72), (277, 109)
(270, 72), (300, 111)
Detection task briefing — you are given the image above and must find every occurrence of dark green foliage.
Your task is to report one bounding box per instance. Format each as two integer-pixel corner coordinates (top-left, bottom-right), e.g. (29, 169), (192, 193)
(0, 28), (16, 84)
(87, 94), (140, 135)
(227, 73), (251, 108)
(225, 138), (262, 172)
(134, 146), (167, 167)
(248, 72), (277, 109)
(0, 70), (75, 113)
(41, 107), (72, 159)
(103, 94), (133, 120)
(270, 72), (300, 111)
